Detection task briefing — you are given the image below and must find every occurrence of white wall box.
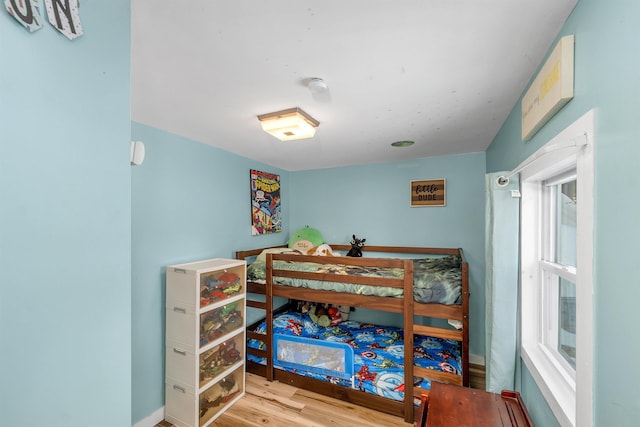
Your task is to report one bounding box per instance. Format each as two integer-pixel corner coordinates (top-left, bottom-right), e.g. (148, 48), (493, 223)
(165, 258), (246, 427)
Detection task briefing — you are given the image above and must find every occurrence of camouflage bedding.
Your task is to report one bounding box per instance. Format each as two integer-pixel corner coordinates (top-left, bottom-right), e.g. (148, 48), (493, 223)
(246, 249), (462, 305)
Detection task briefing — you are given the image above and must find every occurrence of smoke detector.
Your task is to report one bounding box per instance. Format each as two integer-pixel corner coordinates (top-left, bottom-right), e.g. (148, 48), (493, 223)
(308, 78), (328, 94)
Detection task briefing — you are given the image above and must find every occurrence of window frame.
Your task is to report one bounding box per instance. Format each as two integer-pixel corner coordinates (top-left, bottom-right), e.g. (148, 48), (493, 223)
(519, 110), (594, 427)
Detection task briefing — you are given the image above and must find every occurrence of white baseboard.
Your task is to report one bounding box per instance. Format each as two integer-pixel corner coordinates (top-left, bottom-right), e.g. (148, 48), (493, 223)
(469, 353), (485, 366)
(133, 406), (164, 427)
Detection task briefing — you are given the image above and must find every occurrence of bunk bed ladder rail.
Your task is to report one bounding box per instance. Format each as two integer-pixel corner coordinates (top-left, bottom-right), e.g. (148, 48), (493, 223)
(245, 299), (268, 377)
(403, 259), (415, 424)
(266, 254), (274, 381)
(461, 259), (470, 387)
(236, 245), (287, 379)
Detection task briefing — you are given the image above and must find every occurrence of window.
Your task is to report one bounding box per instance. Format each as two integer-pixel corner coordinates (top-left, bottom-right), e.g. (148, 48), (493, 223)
(542, 173), (577, 371)
(520, 110), (594, 427)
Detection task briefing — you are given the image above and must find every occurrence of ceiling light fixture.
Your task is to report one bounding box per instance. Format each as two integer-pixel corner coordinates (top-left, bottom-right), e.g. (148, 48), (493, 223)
(257, 107), (320, 141)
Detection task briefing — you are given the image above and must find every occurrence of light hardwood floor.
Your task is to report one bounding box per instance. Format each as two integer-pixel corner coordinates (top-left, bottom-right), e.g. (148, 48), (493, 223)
(157, 364), (486, 427)
(158, 373), (412, 427)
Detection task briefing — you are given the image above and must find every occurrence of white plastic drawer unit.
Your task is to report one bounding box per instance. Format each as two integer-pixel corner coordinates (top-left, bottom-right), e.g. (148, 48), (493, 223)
(166, 329), (244, 388)
(166, 296), (245, 353)
(198, 331), (244, 387)
(165, 258), (246, 427)
(166, 259), (245, 310)
(198, 364), (244, 425)
(165, 364), (245, 427)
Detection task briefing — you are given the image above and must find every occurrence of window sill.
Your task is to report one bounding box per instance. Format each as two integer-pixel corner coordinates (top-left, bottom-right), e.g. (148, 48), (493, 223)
(521, 342), (575, 426)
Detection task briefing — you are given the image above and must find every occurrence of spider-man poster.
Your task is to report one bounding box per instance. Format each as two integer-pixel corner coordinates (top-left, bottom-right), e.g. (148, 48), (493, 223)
(250, 169), (281, 235)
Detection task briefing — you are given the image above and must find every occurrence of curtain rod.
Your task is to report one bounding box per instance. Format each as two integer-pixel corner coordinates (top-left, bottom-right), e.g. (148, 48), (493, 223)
(496, 132), (589, 187)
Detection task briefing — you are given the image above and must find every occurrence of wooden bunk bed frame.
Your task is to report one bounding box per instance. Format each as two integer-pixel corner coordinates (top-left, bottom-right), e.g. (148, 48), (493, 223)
(235, 244), (469, 424)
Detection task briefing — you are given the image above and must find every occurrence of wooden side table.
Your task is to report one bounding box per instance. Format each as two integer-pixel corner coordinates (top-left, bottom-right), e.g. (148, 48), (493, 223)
(415, 382), (534, 427)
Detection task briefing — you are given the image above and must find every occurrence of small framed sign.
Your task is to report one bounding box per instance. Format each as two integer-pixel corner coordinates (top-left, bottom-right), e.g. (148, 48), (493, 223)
(410, 179), (446, 207)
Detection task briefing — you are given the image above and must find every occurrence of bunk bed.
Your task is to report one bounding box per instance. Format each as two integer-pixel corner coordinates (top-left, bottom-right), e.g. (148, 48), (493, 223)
(235, 244), (469, 423)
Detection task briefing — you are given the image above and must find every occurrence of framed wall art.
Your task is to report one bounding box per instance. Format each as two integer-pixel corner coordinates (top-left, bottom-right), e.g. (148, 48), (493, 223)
(250, 169), (282, 235)
(410, 179), (446, 207)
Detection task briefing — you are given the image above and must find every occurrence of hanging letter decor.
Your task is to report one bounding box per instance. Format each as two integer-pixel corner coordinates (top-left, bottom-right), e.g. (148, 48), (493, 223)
(44, 0), (83, 40)
(4, 0), (44, 32)
(5, 0), (83, 40)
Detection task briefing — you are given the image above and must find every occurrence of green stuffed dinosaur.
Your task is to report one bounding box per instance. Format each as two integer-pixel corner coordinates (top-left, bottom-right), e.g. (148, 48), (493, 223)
(288, 226), (325, 252)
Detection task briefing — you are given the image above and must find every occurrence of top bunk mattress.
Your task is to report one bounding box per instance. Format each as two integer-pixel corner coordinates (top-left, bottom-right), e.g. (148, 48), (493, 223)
(246, 248), (463, 305)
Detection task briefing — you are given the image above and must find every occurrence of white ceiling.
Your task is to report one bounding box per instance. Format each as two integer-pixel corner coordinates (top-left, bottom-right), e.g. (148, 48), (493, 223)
(131, 1), (577, 172)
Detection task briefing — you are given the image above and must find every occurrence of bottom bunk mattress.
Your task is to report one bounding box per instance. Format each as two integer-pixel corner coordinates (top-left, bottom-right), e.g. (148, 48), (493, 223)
(247, 310), (462, 403)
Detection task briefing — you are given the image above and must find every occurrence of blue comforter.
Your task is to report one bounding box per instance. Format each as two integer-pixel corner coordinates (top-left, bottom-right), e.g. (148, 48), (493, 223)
(247, 310), (462, 403)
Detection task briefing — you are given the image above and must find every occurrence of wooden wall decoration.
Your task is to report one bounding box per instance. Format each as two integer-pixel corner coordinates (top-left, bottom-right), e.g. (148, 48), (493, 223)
(411, 179), (446, 207)
(521, 35), (574, 141)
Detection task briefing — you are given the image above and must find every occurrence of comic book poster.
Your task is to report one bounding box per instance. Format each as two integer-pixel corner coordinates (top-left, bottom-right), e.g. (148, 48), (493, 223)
(250, 169), (281, 235)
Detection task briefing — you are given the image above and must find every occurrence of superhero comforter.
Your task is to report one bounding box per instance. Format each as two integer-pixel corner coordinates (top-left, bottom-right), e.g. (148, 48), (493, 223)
(247, 310), (462, 403)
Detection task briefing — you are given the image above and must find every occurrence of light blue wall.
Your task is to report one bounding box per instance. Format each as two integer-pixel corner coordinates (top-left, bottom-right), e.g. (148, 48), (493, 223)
(487, 0), (640, 425)
(130, 123), (289, 423)
(289, 153), (487, 357)
(0, 2), (132, 427)
(130, 131), (486, 420)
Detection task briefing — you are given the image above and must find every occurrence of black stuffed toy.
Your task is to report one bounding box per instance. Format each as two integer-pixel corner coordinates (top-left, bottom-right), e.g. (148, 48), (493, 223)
(346, 235), (366, 257)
